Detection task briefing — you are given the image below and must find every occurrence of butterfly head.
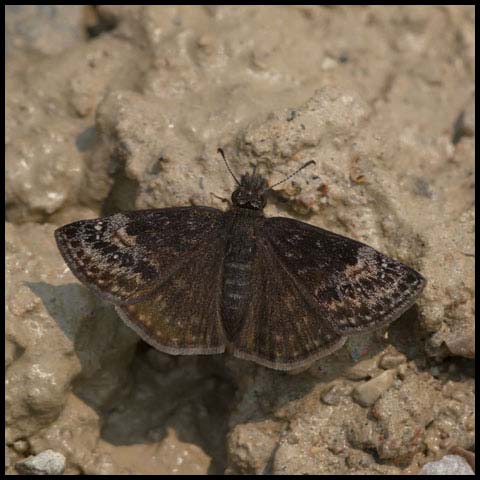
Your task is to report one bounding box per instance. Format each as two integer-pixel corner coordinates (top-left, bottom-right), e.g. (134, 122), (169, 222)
(231, 172), (268, 210)
(218, 147), (316, 212)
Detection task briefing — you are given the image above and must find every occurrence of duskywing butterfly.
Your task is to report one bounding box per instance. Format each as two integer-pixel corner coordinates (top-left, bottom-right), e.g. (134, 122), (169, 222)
(55, 149), (425, 370)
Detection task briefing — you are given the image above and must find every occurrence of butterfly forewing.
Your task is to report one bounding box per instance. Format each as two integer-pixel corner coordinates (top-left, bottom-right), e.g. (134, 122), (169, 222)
(55, 207), (225, 305)
(262, 217), (425, 335)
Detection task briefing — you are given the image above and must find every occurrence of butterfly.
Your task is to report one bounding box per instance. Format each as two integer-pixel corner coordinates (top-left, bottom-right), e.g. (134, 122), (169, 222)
(55, 149), (425, 370)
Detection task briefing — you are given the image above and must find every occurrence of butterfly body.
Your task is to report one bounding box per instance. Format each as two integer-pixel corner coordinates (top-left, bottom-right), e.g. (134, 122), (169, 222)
(222, 208), (260, 341)
(55, 170), (425, 370)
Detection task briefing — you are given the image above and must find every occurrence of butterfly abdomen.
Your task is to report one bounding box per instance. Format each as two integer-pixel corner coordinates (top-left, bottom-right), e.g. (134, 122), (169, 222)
(221, 210), (259, 341)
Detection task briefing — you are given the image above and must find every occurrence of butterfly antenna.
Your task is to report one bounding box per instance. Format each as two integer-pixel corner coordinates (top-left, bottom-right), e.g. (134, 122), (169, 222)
(267, 160), (316, 191)
(218, 148), (240, 186)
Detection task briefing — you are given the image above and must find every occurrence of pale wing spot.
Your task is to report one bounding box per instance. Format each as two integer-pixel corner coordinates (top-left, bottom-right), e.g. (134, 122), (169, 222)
(138, 314), (151, 326)
(228, 262), (251, 271)
(112, 227), (137, 248)
(225, 278), (248, 286)
(227, 292), (244, 300)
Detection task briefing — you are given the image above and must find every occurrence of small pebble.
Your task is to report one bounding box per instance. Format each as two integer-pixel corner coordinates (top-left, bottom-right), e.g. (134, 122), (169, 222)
(418, 454), (474, 475)
(344, 357), (379, 381)
(15, 449), (66, 475)
(13, 440), (29, 454)
(352, 370), (396, 407)
(379, 352), (407, 369)
(321, 383), (353, 406)
(397, 363), (409, 379)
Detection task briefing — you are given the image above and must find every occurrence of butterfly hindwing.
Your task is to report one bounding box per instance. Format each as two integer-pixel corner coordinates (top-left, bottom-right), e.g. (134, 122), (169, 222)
(55, 207), (225, 305)
(116, 235), (227, 355)
(232, 238), (347, 370)
(262, 217), (426, 335)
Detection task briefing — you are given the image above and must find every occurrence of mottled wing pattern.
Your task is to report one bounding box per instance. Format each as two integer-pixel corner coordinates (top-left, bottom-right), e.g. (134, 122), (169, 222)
(262, 217), (426, 336)
(116, 235), (227, 355)
(55, 207), (224, 305)
(232, 239), (347, 370)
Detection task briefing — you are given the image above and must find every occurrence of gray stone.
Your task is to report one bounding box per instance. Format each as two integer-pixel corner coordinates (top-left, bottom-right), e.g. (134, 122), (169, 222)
(418, 454), (474, 475)
(15, 449), (66, 475)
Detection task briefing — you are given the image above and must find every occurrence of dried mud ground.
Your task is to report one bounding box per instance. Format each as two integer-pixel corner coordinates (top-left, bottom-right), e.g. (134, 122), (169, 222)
(5, 5), (474, 475)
